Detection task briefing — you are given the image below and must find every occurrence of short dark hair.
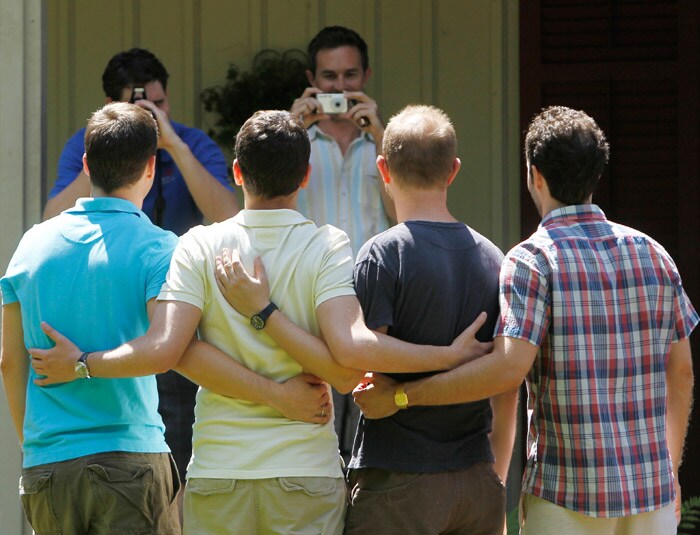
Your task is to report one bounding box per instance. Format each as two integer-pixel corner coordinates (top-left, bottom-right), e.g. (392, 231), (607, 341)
(102, 48), (169, 101)
(307, 26), (369, 74)
(235, 110), (310, 198)
(383, 105), (457, 188)
(525, 106), (610, 205)
(84, 102), (158, 193)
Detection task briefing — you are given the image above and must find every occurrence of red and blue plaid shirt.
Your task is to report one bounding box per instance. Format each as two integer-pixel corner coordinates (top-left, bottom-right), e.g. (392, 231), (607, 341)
(495, 204), (698, 517)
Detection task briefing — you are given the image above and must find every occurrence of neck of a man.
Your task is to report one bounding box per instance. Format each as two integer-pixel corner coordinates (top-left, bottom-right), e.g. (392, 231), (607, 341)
(91, 185), (143, 209)
(243, 193), (298, 211)
(393, 186), (456, 224)
(317, 117), (361, 156)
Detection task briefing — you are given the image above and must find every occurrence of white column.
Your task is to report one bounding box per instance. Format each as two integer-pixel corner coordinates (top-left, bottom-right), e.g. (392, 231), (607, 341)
(0, 0), (45, 533)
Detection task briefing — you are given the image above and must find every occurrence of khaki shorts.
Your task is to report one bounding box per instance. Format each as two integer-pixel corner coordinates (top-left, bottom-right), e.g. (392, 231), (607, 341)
(184, 476), (346, 534)
(520, 493), (677, 535)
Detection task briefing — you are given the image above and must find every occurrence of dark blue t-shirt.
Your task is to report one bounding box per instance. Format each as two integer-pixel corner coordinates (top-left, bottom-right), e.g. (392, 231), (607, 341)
(350, 220), (504, 472)
(52, 122), (230, 236)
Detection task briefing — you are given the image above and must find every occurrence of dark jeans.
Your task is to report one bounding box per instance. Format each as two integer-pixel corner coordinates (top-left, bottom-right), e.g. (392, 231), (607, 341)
(20, 451), (180, 534)
(345, 461), (506, 535)
(157, 369), (198, 483)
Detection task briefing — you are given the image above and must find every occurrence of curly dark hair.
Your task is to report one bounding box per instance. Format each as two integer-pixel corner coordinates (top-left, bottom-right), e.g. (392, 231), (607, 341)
(525, 106), (610, 205)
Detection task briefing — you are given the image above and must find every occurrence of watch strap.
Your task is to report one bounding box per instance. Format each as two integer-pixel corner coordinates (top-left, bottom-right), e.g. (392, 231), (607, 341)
(251, 302), (278, 330)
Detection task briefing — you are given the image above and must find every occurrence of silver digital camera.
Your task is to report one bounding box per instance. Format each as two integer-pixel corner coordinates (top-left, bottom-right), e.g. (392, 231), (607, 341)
(317, 93), (348, 114)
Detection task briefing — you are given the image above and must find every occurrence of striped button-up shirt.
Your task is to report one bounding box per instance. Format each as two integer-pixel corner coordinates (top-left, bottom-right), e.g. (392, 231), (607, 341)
(495, 204), (698, 517)
(297, 126), (390, 257)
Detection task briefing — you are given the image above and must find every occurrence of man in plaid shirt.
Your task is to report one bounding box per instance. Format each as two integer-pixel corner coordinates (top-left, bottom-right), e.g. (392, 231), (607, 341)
(354, 106), (697, 534)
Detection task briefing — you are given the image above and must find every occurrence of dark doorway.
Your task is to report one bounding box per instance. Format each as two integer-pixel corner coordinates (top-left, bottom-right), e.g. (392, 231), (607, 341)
(520, 0), (700, 498)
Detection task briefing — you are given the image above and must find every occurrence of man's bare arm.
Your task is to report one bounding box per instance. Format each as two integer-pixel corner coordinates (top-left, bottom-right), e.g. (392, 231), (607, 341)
(175, 340), (330, 424)
(1, 303), (29, 442)
(666, 337), (694, 523)
(214, 250), (492, 392)
(489, 388), (519, 484)
(31, 300), (200, 383)
(138, 100), (238, 222)
(30, 298), (330, 423)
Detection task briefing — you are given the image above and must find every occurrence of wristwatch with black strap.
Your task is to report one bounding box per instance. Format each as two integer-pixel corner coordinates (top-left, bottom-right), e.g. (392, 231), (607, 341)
(75, 352), (92, 379)
(250, 302), (278, 331)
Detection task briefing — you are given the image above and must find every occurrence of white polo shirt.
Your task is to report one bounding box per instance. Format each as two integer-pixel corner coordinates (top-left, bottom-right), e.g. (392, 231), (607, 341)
(158, 209), (355, 479)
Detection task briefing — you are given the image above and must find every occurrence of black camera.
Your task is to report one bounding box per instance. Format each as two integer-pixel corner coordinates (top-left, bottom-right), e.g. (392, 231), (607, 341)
(130, 87), (146, 103)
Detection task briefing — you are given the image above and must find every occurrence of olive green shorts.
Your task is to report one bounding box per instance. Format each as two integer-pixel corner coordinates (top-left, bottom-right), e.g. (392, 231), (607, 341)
(20, 451), (180, 534)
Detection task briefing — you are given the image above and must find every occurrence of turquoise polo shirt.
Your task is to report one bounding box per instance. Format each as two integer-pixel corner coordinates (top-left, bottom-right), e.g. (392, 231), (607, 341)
(1, 197), (178, 467)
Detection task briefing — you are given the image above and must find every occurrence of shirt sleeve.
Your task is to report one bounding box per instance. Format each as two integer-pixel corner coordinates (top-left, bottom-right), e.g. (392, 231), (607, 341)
(314, 227), (356, 308)
(145, 231), (179, 302)
(353, 240), (396, 331)
(664, 255), (700, 341)
(51, 129), (86, 198)
(495, 244), (551, 346)
(157, 230), (207, 310)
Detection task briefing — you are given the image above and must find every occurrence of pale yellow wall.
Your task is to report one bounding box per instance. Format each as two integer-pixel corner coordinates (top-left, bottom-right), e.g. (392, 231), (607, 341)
(46, 0), (520, 250)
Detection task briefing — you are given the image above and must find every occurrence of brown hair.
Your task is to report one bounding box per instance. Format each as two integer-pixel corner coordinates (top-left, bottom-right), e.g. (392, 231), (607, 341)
(382, 105), (456, 188)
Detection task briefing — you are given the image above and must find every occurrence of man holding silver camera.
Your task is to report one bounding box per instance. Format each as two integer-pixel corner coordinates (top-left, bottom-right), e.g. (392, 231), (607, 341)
(291, 27), (397, 457)
(291, 26), (396, 257)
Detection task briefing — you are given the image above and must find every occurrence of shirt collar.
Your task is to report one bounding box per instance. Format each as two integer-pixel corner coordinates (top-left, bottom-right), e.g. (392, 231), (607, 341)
(540, 204), (607, 229)
(233, 208), (311, 228)
(67, 197), (143, 217)
(308, 124), (374, 144)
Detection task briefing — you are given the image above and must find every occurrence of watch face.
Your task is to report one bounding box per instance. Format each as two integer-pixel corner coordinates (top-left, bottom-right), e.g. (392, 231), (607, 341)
(75, 361), (88, 379)
(394, 392), (409, 408)
(251, 315), (265, 330)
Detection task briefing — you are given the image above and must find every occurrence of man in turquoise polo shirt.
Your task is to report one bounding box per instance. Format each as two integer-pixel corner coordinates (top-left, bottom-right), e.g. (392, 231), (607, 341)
(1, 102), (181, 533)
(1, 103), (327, 534)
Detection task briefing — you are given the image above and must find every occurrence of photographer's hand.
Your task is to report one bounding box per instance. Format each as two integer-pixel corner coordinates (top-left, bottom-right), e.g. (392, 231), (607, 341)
(343, 91), (384, 145)
(135, 99), (179, 151)
(291, 87), (330, 129)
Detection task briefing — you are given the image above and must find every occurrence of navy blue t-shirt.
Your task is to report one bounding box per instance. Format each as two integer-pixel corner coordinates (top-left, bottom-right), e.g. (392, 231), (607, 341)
(350, 220), (504, 472)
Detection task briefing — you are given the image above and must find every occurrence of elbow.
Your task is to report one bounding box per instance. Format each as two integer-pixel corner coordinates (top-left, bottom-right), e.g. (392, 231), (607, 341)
(332, 372), (363, 395)
(502, 368), (526, 393)
(331, 342), (365, 370)
(148, 341), (182, 375)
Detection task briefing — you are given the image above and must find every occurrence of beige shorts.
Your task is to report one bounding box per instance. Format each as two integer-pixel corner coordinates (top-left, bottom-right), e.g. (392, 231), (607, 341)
(184, 476), (346, 534)
(520, 492), (677, 535)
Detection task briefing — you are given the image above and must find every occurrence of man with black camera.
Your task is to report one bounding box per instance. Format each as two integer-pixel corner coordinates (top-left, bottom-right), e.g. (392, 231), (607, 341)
(291, 27), (397, 455)
(42, 48), (239, 511)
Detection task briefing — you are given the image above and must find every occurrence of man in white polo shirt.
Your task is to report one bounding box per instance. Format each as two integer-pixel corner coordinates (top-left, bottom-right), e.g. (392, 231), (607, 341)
(30, 110), (489, 534)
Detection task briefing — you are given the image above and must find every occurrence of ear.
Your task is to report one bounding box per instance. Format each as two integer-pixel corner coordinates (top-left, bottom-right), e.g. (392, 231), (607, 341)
(299, 164), (312, 189)
(362, 66), (373, 85)
(376, 155), (391, 185)
(82, 154), (91, 177)
(232, 159), (244, 186)
(145, 155), (156, 181)
(105, 97), (114, 104)
(445, 158), (461, 186)
(306, 69), (316, 86)
(531, 165), (545, 191)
